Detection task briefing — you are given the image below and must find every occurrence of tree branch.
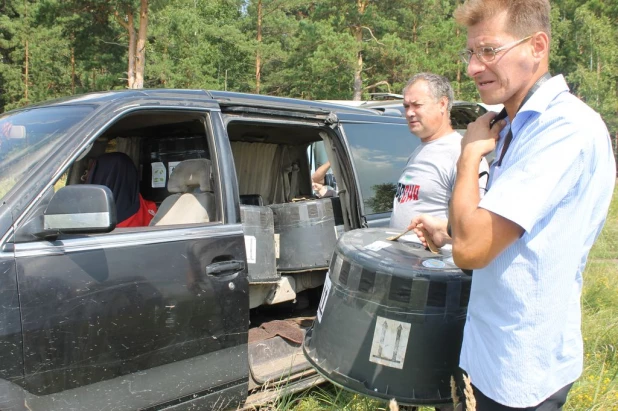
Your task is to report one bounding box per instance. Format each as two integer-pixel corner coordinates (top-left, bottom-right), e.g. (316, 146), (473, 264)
(101, 40), (128, 48)
(114, 11), (130, 31)
(361, 26), (384, 45)
(363, 80), (391, 93)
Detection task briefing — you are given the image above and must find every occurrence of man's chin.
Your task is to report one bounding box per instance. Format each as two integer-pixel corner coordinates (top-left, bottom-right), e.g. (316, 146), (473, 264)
(478, 92), (504, 106)
(408, 125), (423, 135)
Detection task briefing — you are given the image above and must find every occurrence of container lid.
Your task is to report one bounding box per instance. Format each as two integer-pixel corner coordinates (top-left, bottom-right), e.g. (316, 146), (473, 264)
(335, 228), (460, 276)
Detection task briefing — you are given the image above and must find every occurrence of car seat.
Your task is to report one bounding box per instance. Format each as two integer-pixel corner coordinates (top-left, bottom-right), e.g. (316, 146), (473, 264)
(149, 159), (216, 226)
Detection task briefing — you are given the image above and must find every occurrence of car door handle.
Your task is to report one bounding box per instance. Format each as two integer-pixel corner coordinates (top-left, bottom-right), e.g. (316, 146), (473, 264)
(206, 260), (245, 276)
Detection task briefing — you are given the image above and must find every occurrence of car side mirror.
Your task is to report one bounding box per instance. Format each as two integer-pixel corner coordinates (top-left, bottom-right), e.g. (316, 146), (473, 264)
(36, 185), (117, 239)
(7, 125), (26, 139)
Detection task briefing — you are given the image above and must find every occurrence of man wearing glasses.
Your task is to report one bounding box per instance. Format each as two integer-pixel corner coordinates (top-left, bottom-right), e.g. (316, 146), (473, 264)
(410, 0), (615, 410)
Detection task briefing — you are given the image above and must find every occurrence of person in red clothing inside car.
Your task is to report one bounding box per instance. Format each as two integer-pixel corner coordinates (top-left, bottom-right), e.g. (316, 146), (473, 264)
(87, 152), (157, 227)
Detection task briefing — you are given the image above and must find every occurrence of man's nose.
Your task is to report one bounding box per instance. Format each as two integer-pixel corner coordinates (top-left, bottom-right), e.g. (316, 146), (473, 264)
(467, 54), (486, 77)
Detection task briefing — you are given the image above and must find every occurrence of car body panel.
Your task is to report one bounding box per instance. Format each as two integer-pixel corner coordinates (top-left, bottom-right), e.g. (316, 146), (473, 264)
(1, 98), (249, 409)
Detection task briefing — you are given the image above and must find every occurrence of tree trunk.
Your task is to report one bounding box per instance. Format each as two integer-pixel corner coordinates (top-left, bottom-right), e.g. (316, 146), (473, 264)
(256, 0), (262, 94)
(352, 26), (363, 101)
(71, 47), (76, 94)
(351, 0), (368, 101)
(133, 0), (148, 89)
(456, 26), (461, 97)
(596, 57), (600, 106)
(115, 10), (137, 89)
(24, 39), (29, 102)
(127, 12), (136, 88)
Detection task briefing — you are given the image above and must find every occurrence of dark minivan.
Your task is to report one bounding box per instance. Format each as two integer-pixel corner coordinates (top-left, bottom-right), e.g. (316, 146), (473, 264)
(0, 90), (484, 410)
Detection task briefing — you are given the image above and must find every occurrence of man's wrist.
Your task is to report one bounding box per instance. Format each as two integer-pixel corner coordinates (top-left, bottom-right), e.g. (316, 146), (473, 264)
(458, 147), (485, 173)
(460, 145), (485, 163)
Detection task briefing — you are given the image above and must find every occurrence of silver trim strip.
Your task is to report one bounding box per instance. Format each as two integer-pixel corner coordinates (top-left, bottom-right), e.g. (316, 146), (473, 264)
(15, 223), (243, 258)
(223, 116), (325, 128)
(44, 213), (111, 230)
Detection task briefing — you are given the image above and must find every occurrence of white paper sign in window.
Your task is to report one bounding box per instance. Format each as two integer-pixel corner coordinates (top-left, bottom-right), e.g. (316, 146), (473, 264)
(151, 162), (167, 188)
(168, 161), (180, 177)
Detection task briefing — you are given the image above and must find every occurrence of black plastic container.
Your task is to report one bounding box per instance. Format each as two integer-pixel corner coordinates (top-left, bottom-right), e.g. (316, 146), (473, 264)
(240, 205), (279, 283)
(303, 228), (470, 406)
(269, 199), (337, 272)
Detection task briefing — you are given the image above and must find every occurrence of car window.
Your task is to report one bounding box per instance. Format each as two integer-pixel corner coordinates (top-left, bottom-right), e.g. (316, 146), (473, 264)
(45, 110), (221, 234)
(342, 122), (417, 214)
(0, 105), (95, 203)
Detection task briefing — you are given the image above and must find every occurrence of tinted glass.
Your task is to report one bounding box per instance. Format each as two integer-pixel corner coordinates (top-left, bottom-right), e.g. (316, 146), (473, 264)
(0, 105), (94, 203)
(343, 122), (418, 214)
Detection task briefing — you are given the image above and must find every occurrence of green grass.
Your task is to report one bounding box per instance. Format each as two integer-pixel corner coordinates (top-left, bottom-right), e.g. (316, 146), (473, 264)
(261, 186), (618, 411)
(566, 184), (618, 411)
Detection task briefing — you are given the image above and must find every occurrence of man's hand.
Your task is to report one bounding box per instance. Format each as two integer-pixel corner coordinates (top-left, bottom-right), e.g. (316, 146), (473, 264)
(312, 182), (334, 198)
(408, 214), (451, 248)
(462, 111), (507, 159)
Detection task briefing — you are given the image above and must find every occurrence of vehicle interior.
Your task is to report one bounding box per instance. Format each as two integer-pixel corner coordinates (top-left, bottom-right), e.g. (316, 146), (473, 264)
(59, 110), (344, 391)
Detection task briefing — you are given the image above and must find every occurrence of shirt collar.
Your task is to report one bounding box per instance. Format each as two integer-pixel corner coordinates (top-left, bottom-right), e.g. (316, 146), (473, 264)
(519, 74), (569, 115)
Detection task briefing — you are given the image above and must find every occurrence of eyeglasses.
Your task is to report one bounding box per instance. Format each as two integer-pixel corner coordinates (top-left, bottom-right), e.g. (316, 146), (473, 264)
(459, 35), (533, 64)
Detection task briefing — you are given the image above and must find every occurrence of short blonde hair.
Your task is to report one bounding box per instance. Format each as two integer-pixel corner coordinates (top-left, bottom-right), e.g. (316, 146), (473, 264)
(454, 0), (551, 40)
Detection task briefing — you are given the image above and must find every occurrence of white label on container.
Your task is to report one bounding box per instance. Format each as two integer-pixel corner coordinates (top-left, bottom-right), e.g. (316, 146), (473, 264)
(369, 316), (411, 369)
(422, 259), (446, 269)
(364, 241), (392, 252)
(168, 161), (180, 177)
(317, 274), (332, 323)
(244, 235), (256, 264)
(274, 234), (280, 259)
(151, 162), (167, 188)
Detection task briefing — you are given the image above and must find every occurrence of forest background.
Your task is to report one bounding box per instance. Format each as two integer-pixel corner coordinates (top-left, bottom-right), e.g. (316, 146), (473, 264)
(0, 0), (617, 148)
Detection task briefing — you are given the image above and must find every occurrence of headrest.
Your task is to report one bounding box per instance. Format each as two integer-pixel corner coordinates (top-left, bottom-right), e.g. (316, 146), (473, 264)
(168, 159), (213, 193)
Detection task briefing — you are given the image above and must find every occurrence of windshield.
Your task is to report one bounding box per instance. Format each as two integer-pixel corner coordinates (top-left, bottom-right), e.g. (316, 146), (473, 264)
(0, 105), (95, 203)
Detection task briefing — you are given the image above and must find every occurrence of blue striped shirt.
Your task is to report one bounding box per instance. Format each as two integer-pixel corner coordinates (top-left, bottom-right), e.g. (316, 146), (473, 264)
(459, 75), (616, 407)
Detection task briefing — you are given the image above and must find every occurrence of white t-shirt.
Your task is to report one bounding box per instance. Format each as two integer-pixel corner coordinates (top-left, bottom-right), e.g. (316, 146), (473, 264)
(389, 131), (488, 229)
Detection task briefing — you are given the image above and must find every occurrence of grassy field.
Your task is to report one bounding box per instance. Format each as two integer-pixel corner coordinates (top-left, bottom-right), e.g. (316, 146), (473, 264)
(263, 186), (618, 411)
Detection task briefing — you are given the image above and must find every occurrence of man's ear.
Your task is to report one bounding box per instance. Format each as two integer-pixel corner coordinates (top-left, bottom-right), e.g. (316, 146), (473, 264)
(531, 31), (550, 60)
(440, 96), (449, 114)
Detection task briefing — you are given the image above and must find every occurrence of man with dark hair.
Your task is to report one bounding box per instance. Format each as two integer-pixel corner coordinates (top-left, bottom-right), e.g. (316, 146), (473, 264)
(411, 1), (615, 410)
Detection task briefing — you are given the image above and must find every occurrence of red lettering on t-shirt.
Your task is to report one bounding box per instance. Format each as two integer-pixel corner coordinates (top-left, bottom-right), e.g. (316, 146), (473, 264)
(396, 183), (420, 203)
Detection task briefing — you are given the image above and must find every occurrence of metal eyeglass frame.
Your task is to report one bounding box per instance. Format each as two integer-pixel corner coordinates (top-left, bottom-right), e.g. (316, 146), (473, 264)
(459, 35), (533, 64)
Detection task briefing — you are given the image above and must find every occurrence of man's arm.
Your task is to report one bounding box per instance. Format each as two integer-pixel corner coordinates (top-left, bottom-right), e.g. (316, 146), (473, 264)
(311, 161), (331, 184)
(450, 113), (523, 269)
